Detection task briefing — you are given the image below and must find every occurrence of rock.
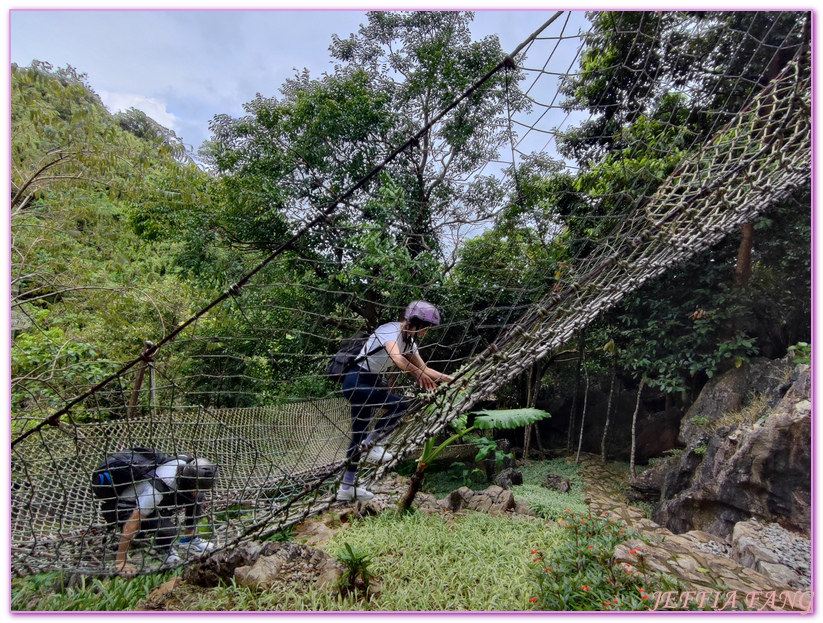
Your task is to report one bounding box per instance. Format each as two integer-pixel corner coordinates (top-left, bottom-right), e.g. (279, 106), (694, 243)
(541, 474), (572, 493)
(653, 362), (810, 538)
(183, 540), (276, 587)
(436, 485), (516, 515)
(514, 500), (533, 516)
(631, 411), (683, 463)
(293, 516), (338, 547)
(233, 542), (344, 593)
(678, 358), (795, 448)
(143, 577), (183, 609)
(756, 562), (801, 588)
(235, 555), (284, 590)
(494, 468), (523, 490)
(731, 520), (779, 568)
(627, 462), (666, 503)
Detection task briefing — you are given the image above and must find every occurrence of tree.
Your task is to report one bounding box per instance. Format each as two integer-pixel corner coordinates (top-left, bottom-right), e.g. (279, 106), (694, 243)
(200, 11), (526, 325)
(10, 62), (211, 418)
(397, 407), (549, 513)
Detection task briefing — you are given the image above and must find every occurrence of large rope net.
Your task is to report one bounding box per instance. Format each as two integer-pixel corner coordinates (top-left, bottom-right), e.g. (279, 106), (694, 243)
(10, 11), (811, 576)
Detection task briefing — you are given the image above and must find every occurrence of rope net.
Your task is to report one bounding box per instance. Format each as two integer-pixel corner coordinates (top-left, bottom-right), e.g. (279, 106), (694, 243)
(10, 11), (811, 576)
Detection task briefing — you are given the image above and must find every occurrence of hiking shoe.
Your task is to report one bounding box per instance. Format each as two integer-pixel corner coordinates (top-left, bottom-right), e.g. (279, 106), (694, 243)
(181, 536), (215, 554)
(366, 445), (394, 464)
(336, 486), (375, 502)
(154, 547), (182, 565)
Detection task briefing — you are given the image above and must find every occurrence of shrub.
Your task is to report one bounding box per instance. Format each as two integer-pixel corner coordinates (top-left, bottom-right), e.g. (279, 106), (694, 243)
(528, 510), (685, 611)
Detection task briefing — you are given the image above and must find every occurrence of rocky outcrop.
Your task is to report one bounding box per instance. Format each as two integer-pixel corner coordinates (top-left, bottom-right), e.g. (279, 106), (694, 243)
(436, 485), (516, 515)
(182, 540), (347, 593)
(635, 359), (810, 539)
(494, 467), (523, 489)
(542, 474), (573, 493)
(730, 519), (811, 589)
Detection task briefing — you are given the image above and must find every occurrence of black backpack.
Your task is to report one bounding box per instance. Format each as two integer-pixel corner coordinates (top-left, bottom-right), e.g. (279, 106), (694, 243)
(326, 331), (383, 382)
(91, 447), (176, 505)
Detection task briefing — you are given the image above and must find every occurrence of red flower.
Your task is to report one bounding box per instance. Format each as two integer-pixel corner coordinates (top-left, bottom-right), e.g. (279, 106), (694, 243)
(581, 585), (590, 591)
(638, 588), (645, 593)
(545, 566), (552, 571)
(642, 595), (649, 600)
(530, 597), (538, 603)
(613, 599), (619, 604)
(588, 545), (594, 549)
(630, 549), (637, 555)
(531, 549), (539, 555)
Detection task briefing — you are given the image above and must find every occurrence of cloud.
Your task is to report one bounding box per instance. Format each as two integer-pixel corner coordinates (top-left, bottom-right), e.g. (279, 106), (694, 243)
(97, 91), (182, 133)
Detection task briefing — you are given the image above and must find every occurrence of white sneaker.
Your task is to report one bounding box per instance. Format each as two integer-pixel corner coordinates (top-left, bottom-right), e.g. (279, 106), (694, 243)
(155, 547), (182, 565)
(366, 445), (394, 464)
(336, 486), (375, 502)
(181, 536), (215, 554)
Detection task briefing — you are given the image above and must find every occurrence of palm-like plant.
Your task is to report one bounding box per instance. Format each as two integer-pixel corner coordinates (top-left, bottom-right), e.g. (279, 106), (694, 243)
(397, 408), (550, 512)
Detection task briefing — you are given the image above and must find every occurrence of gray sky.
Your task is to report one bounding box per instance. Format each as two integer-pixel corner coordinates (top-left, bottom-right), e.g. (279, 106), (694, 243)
(10, 8), (590, 154)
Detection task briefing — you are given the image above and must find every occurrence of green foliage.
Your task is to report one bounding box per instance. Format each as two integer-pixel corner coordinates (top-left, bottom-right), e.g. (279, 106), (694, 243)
(11, 570), (179, 611)
(11, 61), (214, 420)
(322, 510), (556, 610)
(693, 444), (707, 457)
(528, 511), (687, 611)
(336, 542), (373, 594)
(444, 461), (488, 490)
(420, 408), (550, 465)
(512, 458), (588, 519)
(787, 342), (811, 365)
(263, 525), (296, 543)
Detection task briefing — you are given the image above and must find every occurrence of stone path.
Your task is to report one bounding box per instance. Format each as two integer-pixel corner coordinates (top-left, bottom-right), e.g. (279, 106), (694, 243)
(576, 454), (811, 612)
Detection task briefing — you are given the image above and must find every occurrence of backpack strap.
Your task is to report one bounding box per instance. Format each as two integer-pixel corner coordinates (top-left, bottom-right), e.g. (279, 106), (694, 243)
(355, 339), (386, 373)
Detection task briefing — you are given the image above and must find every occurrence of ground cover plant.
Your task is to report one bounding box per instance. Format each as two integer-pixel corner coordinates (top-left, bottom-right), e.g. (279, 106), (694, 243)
(529, 510), (688, 611)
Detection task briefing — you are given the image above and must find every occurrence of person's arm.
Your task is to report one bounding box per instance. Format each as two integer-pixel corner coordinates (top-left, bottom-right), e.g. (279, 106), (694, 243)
(407, 351), (453, 384)
(115, 508), (142, 578)
(384, 341), (448, 392)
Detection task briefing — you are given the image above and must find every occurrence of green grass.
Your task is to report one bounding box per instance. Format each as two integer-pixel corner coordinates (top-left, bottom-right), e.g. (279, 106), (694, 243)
(11, 569), (179, 611)
(13, 458), (591, 612)
(512, 458), (588, 519)
(161, 510), (562, 611)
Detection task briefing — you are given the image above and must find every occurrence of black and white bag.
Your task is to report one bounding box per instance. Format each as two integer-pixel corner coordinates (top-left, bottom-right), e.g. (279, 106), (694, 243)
(91, 447), (177, 528)
(326, 331), (382, 382)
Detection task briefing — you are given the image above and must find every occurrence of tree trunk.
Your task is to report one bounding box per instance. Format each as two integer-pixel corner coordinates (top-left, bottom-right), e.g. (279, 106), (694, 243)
(397, 463), (428, 513)
(127, 341), (153, 418)
(734, 222), (754, 288)
(567, 331), (585, 453)
(523, 361), (540, 460)
(600, 363), (617, 463)
(630, 378), (646, 478)
(575, 365), (590, 464)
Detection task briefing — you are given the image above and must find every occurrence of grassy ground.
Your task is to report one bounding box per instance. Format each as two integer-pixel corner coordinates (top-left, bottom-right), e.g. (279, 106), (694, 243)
(11, 458), (591, 612)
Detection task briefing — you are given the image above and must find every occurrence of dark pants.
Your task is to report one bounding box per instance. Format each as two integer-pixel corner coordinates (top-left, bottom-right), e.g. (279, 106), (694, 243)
(342, 370), (408, 464)
(100, 493), (200, 553)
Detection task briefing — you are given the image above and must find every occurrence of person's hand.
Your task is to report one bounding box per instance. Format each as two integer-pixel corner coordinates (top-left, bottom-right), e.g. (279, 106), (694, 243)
(116, 560), (137, 579)
(416, 373), (437, 392)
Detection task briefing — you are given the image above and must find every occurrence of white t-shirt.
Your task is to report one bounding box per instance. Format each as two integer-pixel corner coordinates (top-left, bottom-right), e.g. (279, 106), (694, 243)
(358, 321), (419, 375)
(119, 458), (187, 517)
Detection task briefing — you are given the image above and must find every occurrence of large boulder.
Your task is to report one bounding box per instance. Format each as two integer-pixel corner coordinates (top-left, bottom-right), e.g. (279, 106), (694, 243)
(650, 361), (810, 538)
(436, 485), (516, 515)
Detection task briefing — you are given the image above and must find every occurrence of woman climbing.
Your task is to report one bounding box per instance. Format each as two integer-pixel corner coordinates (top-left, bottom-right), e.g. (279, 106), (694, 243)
(338, 301), (454, 501)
